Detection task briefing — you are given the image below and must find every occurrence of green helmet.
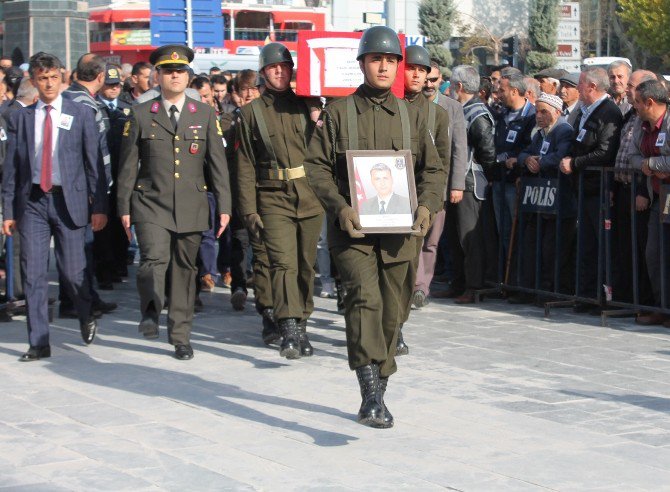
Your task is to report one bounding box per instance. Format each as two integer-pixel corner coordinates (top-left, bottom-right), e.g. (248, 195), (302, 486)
(357, 26), (403, 61)
(259, 42), (294, 71)
(405, 45), (431, 71)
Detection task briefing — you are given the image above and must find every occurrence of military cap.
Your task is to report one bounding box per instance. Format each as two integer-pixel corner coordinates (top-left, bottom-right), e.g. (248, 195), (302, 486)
(357, 26), (403, 61)
(150, 44), (194, 69)
(534, 68), (569, 80)
(559, 72), (580, 87)
(104, 64), (121, 84)
(405, 45), (431, 71)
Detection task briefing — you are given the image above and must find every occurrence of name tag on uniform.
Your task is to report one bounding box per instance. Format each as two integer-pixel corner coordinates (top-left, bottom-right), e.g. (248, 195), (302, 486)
(656, 132), (666, 147)
(58, 114), (74, 131)
(576, 128), (587, 142)
(0, 128), (6, 141)
(506, 130), (518, 143)
(540, 140), (550, 155)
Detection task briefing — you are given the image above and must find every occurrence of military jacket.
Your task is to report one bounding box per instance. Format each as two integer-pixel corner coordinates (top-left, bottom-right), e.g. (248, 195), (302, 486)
(304, 85), (445, 263)
(117, 96), (231, 233)
(406, 93), (452, 201)
(236, 89), (323, 219)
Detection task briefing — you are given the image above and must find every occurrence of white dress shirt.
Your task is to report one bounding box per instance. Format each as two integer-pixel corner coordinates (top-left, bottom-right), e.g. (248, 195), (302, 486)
(33, 95), (63, 186)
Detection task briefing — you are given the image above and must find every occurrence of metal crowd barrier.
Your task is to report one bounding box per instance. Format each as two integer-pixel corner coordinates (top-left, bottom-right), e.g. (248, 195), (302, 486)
(475, 166), (669, 326)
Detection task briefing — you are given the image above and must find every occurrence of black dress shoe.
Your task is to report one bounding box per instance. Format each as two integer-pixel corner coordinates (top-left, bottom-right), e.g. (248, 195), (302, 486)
(80, 317), (97, 345)
(93, 300), (117, 314)
(174, 344), (194, 360)
(139, 314), (159, 339)
(20, 346), (51, 362)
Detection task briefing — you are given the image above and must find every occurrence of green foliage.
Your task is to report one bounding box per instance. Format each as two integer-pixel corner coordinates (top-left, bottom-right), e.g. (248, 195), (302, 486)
(418, 0), (457, 45)
(617, 0), (670, 57)
(426, 44), (453, 67)
(528, 0), (559, 52)
(526, 51), (557, 73)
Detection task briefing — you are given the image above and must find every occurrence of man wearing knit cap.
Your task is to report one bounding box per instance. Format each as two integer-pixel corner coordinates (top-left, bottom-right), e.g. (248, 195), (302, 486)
(511, 92), (576, 303)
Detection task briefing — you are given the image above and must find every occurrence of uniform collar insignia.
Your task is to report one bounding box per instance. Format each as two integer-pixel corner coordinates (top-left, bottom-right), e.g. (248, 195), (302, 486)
(150, 102), (160, 113)
(188, 102), (197, 113)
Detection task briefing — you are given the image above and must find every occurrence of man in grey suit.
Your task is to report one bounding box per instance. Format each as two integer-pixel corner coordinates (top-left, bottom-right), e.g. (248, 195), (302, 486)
(359, 163), (411, 215)
(2, 52), (108, 361)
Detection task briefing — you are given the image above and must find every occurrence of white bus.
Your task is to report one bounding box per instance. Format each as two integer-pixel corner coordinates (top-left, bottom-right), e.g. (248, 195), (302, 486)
(582, 57), (632, 70)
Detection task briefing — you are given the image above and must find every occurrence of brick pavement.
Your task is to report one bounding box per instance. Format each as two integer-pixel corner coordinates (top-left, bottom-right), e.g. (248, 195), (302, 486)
(2, 269), (670, 490)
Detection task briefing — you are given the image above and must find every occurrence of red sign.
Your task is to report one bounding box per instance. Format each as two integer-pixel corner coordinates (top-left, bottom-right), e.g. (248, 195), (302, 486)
(296, 31), (405, 98)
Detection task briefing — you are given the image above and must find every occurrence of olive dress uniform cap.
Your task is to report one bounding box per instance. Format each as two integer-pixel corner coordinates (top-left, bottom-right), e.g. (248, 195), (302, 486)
(104, 65), (121, 85)
(150, 45), (194, 69)
(258, 42), (294, 71)
(357, 26), (403, 61)
(404, 45), (431, 71)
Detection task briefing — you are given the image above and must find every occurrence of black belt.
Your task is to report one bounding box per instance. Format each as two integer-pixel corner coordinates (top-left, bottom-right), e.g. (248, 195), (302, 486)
(32, 184), (63, 194)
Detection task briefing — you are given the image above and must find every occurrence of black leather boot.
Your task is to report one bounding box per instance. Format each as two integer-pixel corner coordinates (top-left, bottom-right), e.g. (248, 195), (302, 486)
(278, 318), (301, 359)
(355, 364), (391, 428)
(379, 376), (394, 427)
(298, 320), (313, 357)
(395, 325), (409, 356)
(261, 308), (282, 346)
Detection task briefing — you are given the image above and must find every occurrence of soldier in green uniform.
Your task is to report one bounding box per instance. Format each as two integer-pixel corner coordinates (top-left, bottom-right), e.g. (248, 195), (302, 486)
(235, 43), (324, 359)
(117, 45), (231, 360)
(304, 27), (444, 428)
(397, 44), (452, 355)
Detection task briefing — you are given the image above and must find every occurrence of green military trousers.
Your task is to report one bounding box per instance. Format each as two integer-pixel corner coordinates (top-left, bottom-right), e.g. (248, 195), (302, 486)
(332, 244), (410, 378)
(135, 222), (201, 346)
(261, 212), (324, 321)
(249, 233), (273, 314)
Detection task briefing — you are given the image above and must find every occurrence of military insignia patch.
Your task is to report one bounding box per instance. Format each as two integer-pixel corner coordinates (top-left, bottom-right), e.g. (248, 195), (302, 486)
(189, 142), (200, 154)
(150, 102), (160, 113)
(171, 51), (179, 60)
(216, 119), (223, 136)
(122, 120), (131, 137)
(188, 103), (197, 113)
(123, 108), (131, 116)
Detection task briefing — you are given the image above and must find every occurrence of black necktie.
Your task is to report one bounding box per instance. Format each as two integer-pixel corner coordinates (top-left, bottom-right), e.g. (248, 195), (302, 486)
(379, 200), (386, 214)
(169, 105), (178, 130)
(108, 102), (115, 112)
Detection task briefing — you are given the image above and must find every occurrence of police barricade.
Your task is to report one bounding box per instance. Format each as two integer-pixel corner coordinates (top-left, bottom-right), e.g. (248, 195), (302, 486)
(477, 166), (669, 325)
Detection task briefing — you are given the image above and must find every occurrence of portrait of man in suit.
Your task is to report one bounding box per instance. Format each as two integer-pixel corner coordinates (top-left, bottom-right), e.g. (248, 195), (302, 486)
(358, 162), (411, 215)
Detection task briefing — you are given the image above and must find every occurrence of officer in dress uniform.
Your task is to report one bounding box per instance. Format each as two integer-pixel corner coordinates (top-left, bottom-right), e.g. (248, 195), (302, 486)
(236, 43), (324, 359)
(117, 45), (231, 360)
(304, 27), (444, 428)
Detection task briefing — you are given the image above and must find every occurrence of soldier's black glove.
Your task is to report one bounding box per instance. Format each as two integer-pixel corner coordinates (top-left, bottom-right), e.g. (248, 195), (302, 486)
(338, 206), (364, 239)
(411, 206), (431, 237)
(243, 213), (264, 239)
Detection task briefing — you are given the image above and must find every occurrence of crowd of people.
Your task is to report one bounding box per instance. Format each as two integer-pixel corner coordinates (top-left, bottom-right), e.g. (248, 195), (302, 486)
(1, 26), (670, 428)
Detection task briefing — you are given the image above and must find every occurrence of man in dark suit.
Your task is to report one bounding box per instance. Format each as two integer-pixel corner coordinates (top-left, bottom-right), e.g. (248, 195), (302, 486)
(560, 66), (623, 313)
(358, 163), (411, 215)
(2, 52), (108, 361)
(117, 45), (231, 360)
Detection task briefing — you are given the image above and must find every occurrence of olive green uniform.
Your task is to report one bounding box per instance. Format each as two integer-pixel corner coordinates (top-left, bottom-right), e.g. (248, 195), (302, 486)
(304, 85), (445, 377)
(401, 93), (452, 322)
(117, 96), (231, 345)
(236, 89), (324, 322)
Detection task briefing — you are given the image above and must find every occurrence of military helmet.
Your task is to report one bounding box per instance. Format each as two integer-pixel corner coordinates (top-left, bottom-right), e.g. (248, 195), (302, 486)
(405, 45), (431, 71)
(259, 42), (294, 71)
(357, 26), (403, 61)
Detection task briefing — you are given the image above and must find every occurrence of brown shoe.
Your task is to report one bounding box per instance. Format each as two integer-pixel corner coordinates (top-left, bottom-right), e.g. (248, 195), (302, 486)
(636, 312), (668, 326)
(222, 272), (232, 288)
(200, 274), (216, 292)
(454, 290), (475, 304)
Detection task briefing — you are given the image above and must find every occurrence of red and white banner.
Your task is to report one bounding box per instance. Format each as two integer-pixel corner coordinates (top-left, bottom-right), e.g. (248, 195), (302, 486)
(296, 31), (405, 98)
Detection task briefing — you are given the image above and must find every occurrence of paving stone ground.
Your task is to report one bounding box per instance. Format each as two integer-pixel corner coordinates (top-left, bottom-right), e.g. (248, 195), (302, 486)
(3, 265), (670, 490)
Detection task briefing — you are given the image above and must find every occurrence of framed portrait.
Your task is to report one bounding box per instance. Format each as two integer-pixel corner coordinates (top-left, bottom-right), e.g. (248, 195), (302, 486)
(346, 149), (417, 234)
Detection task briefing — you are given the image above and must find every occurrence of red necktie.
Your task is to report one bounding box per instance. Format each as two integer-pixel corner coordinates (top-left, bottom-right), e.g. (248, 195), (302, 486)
(40, 105), (53, 193)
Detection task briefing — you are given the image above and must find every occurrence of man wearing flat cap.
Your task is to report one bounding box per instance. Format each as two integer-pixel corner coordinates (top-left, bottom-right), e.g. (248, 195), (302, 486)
(534, 68), (569, 96)
(117, 44), (232, 360)
(559, 73), (581, 127)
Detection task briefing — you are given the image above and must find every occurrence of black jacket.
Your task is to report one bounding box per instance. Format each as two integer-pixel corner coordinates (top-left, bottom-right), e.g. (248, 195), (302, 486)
(464, 98), (496, 193)
(493, 100), (536, 182)
(570, 97), (623, 196)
